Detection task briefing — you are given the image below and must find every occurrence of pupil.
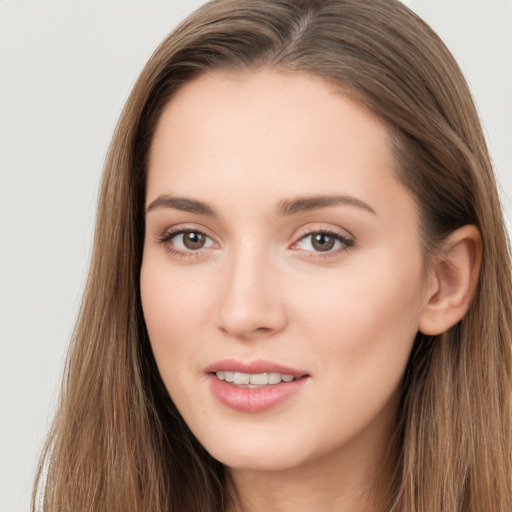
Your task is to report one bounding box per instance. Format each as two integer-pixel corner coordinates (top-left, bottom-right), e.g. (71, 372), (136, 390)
(183, 231), (205, 250)
(312, 233), (334, 252)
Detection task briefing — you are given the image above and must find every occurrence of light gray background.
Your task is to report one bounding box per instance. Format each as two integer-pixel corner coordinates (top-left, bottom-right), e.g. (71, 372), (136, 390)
(1, 1), (511, 510)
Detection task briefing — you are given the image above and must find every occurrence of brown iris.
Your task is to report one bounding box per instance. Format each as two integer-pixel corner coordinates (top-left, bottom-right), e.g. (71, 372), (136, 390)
(311, 233), (336, 252)
(182, 231), (206, 250)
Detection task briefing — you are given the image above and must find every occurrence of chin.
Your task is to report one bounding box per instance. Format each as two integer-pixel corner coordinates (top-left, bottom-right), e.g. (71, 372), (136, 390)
(194, 424), (326, 473)
(211, 446), (306, 472)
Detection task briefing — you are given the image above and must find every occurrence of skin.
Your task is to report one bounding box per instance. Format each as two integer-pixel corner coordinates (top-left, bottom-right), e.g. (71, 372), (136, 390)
(140, 70), (448, 511)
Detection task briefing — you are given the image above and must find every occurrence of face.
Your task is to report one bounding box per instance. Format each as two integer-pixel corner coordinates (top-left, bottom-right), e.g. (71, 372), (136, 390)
(141, 70), (430, 473)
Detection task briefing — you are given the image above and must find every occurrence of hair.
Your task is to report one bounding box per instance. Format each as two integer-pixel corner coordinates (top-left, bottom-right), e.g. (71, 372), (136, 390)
(33, 0), (512, 511)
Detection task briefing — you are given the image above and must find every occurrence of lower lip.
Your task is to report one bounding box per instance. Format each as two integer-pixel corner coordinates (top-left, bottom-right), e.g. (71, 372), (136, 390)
(208, 374), (308, 413)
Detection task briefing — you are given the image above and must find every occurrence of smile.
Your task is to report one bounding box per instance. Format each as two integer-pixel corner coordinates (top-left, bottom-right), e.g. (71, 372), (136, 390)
(215, 371), (296, 387)
(206, 360), (309, 413)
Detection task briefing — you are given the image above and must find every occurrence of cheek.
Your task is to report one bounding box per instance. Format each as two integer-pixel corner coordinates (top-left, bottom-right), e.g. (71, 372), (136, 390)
(140, 258), (213, 373)
(290, 257), (423, 435)
(140, 262), (218, 425)
(291, 251), (424, 376)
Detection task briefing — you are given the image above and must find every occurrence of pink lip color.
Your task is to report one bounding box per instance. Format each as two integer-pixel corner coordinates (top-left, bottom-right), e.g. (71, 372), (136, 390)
(205, 359), (309, 413)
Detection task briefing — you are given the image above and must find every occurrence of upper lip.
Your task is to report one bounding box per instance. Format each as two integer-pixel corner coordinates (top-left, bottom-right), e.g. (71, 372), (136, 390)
(204, 359), (309, 377)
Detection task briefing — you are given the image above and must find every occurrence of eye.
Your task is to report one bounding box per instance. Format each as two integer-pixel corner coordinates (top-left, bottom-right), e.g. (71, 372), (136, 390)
(294, 230), (353, 254)
(176, 231), (209, 250)
(159, 229), (216, 254)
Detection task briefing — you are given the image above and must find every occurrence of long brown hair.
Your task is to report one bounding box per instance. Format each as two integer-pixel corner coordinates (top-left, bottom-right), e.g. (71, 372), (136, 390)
(33, 1), (512, 510)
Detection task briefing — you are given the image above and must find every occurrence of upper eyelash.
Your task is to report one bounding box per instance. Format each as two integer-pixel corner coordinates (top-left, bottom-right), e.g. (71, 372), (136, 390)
(300, 228), (353, 244)
(157, 230), (187, 244)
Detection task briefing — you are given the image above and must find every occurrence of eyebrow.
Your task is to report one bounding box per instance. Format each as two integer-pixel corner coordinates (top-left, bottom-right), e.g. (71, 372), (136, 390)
(276, 194), (377, 216)
(145, 193), (376, 217)
(146, 195), (217, 216)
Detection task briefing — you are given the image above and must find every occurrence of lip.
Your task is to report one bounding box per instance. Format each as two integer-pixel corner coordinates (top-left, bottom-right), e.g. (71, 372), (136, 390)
(205, 359), (309, 413)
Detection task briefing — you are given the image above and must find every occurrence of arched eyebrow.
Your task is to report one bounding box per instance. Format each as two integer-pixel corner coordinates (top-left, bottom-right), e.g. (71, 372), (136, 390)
(276, 195), (377, 216)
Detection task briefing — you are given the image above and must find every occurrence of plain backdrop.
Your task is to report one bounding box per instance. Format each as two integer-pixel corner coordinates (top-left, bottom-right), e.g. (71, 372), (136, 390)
(1, 1), (511, 510)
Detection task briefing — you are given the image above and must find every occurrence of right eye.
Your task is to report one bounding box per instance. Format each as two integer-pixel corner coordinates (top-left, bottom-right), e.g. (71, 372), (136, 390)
(159, 229), (216, 255)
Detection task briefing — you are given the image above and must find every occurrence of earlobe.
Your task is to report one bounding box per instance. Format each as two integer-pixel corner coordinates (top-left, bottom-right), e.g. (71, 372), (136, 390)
(418, 225), (482, 336)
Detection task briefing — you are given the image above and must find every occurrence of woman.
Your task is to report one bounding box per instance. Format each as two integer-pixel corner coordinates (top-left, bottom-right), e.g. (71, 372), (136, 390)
(33, 0), (512, 511)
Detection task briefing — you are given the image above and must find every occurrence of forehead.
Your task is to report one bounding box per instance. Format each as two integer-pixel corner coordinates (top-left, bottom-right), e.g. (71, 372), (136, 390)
(149, 70), (391, 162)
(146, 69), (413, 222)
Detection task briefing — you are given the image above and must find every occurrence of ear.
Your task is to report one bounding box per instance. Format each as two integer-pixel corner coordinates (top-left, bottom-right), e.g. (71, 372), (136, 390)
(419, 225), (482, 336)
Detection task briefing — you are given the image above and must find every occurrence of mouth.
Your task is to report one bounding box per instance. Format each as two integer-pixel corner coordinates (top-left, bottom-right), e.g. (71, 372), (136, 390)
(205, 360), (309, 413)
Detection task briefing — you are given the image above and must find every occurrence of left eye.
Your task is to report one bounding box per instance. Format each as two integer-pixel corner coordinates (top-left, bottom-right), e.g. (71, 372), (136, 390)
(167, 230), (215, 251)
(295, 231), (351, 253)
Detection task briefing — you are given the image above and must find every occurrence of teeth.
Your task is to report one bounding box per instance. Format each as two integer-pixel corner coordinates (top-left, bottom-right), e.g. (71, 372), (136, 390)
(267, 372), (281, 384)
(234, 372), (250, 385)
(215, 371), (296, 387)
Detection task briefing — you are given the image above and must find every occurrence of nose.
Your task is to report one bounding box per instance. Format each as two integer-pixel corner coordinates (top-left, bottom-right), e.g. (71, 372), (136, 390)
(216, 246), (288, 340)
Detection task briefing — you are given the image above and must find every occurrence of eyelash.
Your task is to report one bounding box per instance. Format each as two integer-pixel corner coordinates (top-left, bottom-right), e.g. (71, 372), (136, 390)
(157, 227), (354, 258)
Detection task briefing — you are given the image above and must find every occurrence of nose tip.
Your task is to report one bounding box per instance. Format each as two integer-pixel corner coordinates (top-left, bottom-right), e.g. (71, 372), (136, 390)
(216, 257), (287, 340)
(218, 300), (283, 339)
